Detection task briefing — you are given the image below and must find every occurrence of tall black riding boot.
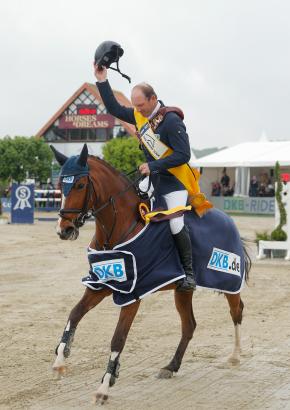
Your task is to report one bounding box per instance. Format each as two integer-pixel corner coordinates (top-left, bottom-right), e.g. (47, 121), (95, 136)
(173, 226), (196, 292)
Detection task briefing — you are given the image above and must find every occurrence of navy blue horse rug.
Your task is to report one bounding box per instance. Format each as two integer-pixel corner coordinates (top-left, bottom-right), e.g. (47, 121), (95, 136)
(83, 220), (185, 306)
(82, 208), (245, 306)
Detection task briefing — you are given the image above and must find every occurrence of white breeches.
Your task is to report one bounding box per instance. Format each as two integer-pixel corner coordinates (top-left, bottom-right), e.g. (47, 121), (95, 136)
(163, 190), (188, 234)
(138, 177), (154, 197)
(139, 178), (188, 235)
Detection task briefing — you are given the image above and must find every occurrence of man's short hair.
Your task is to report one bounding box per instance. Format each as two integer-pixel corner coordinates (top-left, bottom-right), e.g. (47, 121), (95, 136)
(132, 82), (157, 99)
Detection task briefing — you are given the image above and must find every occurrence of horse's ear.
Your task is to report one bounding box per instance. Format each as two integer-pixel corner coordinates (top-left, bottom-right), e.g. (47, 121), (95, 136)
(78, 144), (88, 167)
(50, 145), (68, 166)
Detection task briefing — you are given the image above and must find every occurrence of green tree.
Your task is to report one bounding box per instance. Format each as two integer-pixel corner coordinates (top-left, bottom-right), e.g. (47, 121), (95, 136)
(102, 137), (145, 176)
(0, 136), (53, 183)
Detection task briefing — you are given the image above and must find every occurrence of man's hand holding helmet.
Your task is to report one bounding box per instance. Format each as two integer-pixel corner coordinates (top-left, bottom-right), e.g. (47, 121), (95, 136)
(93, 41), (131, 83)
(94, 64), (107, 82)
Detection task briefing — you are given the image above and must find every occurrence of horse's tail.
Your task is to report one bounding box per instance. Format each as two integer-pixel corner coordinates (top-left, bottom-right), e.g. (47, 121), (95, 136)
(241, 238), (252, 284)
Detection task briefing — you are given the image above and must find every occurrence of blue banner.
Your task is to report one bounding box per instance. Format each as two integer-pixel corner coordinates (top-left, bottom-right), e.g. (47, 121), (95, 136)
(1, 197), (11, 212)
(11, 184), (34, 224)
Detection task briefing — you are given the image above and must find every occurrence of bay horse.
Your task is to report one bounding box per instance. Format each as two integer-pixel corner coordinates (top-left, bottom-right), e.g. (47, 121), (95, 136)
(51, 144), (250, 404)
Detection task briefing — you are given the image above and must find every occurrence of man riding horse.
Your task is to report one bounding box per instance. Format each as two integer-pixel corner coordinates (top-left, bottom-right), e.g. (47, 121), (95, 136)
(94, 41), (211, 292)
(50, 43), (249, 404)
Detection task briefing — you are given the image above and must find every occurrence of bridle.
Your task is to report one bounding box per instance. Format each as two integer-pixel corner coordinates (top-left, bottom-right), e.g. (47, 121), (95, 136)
(59, 175), (96, 228)
(59, 170), (150, 250)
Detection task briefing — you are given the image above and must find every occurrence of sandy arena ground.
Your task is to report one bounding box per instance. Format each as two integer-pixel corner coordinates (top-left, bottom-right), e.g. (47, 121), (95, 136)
(1, 214), (290, 410)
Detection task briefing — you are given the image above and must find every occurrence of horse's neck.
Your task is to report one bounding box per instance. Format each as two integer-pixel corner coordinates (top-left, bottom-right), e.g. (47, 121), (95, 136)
(88, 158), (145, 250)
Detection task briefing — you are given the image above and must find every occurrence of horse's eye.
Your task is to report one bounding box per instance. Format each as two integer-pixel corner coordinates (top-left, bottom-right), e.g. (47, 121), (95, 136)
(76, 183), (85, 190)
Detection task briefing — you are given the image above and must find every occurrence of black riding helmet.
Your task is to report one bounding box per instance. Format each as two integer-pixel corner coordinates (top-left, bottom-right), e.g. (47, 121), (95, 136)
(94, 41), (131, 83)
(94, 41), (123, 67)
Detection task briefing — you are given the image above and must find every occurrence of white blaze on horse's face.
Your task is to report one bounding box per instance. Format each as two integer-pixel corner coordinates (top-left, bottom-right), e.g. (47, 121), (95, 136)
(56, 194), (79, 240)
(56, 194), (66, 234)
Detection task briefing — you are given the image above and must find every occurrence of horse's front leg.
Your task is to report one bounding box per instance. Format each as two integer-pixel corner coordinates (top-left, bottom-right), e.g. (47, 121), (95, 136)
(158, 289), (196, 379)
(225, 293), (244, 365)
(53, 288), (110, 375)
(93, 300), (141, 405)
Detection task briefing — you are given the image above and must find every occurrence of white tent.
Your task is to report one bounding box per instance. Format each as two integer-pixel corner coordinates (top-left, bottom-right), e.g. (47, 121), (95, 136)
(192, 141), (290, 168)
(192, 141), (290, 196)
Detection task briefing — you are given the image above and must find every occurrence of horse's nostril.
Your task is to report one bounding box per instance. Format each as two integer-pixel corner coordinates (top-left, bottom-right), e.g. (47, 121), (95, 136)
(65, 226), (75, 236)
(58, 226), (75, 240)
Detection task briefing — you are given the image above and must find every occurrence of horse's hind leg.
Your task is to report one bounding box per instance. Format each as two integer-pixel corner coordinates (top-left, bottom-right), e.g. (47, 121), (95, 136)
(158, 289), (196, 379)
(225, 293), (244, 365)
(53, 287), (110, 375)
(93, 300), (141, 405)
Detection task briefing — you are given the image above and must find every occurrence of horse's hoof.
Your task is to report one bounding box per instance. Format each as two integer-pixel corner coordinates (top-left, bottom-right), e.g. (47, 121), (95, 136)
(52, 365), (67, 377)
(157, 368), (173, 379)
(228, 356), (240, 365)
(93, 392), (109, 405)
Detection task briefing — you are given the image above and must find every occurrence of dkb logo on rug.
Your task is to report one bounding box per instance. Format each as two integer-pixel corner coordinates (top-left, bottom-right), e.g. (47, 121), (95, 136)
(207, 248), (241, 276)
(92, 259), (127, 283)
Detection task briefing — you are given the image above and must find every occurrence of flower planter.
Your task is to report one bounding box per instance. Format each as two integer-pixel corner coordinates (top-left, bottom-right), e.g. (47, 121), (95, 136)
(272, 249), (287, 258)
(256, 244), (271, 258)
(264, 249), (272, 258)
(257, 240), (290, 260)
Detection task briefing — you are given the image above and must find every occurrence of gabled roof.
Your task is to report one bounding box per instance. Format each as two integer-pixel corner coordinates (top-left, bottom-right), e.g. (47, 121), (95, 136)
(36, 82), (135, 137)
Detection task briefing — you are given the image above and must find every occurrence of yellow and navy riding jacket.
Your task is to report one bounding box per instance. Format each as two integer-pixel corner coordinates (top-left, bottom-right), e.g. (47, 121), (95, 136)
(97, 80), (212, 216)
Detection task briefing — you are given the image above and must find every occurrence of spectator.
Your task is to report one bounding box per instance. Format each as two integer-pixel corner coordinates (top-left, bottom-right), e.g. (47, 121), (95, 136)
(223, 185), (234, 196)
(249, 176), (259, 197)
(46, 179), (55, 208)
(54, 188), (61, 209)
(265, 183), (274, 197)
(4, 187), (11, 198)
(211, 181), (221, 196)
(258, 181), (267, 197)
(221, 168), (230, 188)
(260, 172), (270, 186)
(34, 183), (41, 208)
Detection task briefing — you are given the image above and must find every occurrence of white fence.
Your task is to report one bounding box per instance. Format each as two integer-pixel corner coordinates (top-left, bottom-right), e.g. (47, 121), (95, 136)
(34, 189), (61, 209)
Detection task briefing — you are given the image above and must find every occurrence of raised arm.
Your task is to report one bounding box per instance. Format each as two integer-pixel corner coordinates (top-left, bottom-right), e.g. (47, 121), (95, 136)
(94, 65), (135, 125)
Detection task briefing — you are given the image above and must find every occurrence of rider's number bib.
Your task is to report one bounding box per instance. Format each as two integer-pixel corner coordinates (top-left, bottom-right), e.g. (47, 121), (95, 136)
(140, 122), (169, 160)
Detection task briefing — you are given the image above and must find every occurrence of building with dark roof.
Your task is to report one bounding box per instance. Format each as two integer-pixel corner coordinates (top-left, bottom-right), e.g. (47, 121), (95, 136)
(36, 82), (135, 157)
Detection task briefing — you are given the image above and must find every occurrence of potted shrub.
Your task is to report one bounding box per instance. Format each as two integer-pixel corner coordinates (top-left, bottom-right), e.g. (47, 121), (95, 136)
(271, 162), (287, 257)
(255, 231), (271, 257)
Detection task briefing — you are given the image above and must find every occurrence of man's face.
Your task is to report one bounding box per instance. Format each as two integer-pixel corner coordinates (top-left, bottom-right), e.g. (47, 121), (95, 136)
(131, 88), (157, 117)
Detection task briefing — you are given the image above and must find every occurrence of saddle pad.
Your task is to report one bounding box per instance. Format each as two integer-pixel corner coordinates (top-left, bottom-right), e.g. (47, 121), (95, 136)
(82, 221), (185, 306)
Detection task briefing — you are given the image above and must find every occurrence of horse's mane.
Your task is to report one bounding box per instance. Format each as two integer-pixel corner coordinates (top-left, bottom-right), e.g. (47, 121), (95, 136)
(88, 155), (134, 186)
